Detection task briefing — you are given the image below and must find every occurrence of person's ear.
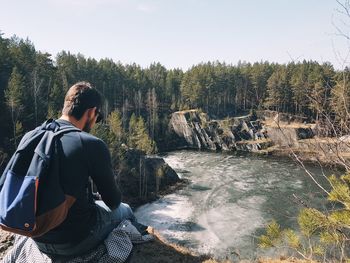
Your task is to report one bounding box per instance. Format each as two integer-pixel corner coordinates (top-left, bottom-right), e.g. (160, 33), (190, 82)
(87, 107), (97, 119)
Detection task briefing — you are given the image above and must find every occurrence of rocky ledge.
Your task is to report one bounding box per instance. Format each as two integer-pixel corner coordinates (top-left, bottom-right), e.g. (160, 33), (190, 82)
(167, 110), (270, 152)
(112, 145), (183, 207)
(167, 109), (322, 158)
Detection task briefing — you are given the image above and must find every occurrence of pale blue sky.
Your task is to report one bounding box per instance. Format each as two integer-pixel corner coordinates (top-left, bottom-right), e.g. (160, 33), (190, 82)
(1, 0), (349, 69)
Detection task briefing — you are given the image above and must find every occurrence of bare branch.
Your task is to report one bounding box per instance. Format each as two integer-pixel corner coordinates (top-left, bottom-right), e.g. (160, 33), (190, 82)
(336, 0), (350, 18)
(270, 116), (331, 195)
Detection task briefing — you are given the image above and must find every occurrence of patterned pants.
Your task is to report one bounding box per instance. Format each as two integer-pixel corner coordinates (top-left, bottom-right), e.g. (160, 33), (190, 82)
(34, 202), (136, 256)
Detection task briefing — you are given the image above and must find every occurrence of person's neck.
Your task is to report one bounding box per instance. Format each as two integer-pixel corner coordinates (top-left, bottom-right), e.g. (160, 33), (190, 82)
(59, 115), (84, 130)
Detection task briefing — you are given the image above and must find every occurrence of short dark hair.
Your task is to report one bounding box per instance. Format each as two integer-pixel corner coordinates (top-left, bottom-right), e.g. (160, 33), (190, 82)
(62, 82), (103, 120)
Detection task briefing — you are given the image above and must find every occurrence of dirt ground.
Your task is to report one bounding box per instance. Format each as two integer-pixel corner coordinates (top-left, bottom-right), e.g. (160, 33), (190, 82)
(130, 228), (220, 263)
(0, 228), (221, 263)
(0, 228), (316, 263)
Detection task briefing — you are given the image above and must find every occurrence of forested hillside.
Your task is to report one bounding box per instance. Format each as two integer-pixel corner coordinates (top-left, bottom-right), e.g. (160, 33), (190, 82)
(0, 32), (347, 167)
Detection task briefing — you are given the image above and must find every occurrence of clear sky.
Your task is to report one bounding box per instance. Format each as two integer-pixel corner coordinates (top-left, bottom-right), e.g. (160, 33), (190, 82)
(1, 0), (349, 70)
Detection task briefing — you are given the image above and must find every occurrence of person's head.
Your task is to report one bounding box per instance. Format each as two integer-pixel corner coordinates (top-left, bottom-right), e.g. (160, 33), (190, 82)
(62, 81), (103, 132)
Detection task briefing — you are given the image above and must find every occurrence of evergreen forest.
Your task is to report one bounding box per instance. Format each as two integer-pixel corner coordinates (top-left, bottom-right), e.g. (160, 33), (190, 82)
(0, 32), (348, 167)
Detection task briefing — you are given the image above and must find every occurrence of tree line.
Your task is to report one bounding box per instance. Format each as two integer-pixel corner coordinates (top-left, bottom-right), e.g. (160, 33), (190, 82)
(0, 33), (349, 161)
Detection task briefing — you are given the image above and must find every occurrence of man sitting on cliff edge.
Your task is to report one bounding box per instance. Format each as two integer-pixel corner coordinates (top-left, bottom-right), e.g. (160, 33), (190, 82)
(32, 81), (137, 256)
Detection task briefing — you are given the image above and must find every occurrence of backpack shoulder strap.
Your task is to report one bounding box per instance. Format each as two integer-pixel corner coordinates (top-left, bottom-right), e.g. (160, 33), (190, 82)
(53, 126), (81, 137)
(34, 124), (81, 161)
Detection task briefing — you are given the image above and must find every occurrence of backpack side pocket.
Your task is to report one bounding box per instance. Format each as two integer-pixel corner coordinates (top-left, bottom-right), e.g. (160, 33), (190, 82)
(0, 170), (37, 232)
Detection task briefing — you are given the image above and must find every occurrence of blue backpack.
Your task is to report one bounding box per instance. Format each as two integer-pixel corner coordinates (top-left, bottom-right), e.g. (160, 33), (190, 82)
(0, 120), (80, 237)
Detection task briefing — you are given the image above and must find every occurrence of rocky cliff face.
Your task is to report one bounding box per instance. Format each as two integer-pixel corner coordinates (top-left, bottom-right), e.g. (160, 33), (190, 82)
(113, 146), (181, 207)
(168, 110), (315, 154)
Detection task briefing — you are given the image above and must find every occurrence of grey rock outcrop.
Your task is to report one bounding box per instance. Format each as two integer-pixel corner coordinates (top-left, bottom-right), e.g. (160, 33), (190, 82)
(266, 127), (316, 147)
(114, 146), (180, 207)
(168, 110), (272, 152)
(168, 110), (316, 153)
(263, 113), (315, 148)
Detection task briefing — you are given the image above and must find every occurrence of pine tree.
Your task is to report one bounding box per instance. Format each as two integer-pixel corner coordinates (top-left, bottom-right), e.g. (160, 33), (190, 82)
(128, 114), (157, 154)
(331, 71), (350, 130)
(146, 88), (158, 141)
(107, 110), (124, 147)
(259, 173), (350, 261)
(47, 82), (64, 119)
(264, 66), (290, 112)
(5, 67), (25, 148)
(128, 113), (138, 147)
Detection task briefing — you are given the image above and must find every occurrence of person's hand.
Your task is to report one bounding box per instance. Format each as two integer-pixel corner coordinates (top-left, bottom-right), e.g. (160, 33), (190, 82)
(92, 192), (102, 200)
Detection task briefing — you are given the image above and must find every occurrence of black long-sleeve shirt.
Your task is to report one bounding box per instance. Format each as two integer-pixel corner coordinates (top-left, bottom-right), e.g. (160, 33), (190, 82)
(33, 119), (121, 244)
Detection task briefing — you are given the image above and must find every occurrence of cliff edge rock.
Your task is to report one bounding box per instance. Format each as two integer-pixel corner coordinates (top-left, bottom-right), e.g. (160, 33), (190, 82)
(167, 110), (316, 155)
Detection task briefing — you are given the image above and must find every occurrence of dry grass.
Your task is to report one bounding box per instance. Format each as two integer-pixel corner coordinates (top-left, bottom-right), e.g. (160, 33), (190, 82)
(236, 138), (271, 145)
(130, 227), (223, 263)
(258, 257), (317, 263)
(176, 109), (201, 114)
(262, 120), (313, 129)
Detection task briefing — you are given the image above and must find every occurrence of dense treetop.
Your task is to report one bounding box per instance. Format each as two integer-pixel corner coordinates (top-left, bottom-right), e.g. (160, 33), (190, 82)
(0, 33), (348, 161)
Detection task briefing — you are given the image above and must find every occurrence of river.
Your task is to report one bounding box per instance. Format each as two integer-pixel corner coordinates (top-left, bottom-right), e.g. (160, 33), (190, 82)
(134, 150), (333, 261)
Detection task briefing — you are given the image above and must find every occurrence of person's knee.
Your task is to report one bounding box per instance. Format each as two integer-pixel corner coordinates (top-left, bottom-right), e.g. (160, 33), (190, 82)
(122, 202), (132, 213)
(119, 203), (135, 220)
